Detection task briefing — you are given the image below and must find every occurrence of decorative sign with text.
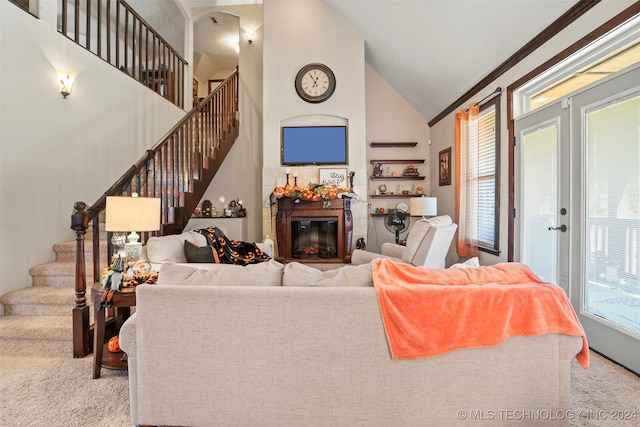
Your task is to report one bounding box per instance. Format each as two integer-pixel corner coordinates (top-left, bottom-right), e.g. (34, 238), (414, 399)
(319, 168), (348, 188)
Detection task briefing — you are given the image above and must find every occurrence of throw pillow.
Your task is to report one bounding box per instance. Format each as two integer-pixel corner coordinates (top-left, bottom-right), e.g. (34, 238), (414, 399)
(448, 257), (480, 269)
(282, 262), (373, 287)
(158, 261), (284, 286)
(184, 241), (216, 263)
(146, 231), (207, 264)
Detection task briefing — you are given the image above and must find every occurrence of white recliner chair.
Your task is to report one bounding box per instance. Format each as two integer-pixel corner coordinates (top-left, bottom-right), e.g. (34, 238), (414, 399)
(352, 215), (458, 269)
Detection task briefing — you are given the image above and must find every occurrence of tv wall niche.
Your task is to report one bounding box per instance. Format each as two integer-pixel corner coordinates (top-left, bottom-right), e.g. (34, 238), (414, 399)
(281, 125), (348, 166)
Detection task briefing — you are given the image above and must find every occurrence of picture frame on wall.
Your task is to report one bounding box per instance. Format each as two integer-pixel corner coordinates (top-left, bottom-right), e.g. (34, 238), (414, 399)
(193, 78), (199, 98)
(439, 147), (451, 186)
(319, 168), (348, 188)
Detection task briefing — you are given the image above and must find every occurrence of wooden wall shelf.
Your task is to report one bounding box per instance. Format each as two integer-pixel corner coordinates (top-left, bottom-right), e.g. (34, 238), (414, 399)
(370, 159), (424, 164)
(369, 142), (417, 148)
(370, 194), (424, 198)
(370, 176), (425, 181)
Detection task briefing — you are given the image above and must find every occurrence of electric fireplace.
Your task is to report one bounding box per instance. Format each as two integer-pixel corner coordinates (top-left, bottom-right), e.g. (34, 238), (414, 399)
(276, 197), (352, 263)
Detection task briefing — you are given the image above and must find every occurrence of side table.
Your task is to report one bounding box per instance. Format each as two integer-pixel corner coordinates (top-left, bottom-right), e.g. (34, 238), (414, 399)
(91, 282), (137, 379)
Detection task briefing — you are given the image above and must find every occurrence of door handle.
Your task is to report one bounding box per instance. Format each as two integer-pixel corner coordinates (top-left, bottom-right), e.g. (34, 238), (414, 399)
(548, 224), (567, 232)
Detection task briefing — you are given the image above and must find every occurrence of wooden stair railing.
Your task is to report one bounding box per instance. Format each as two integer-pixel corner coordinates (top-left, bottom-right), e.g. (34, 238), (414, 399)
(71, 71), (239, 357)
(59, 0), (187, 108)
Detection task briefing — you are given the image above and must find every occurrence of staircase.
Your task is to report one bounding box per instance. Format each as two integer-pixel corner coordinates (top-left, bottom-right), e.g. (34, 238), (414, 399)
(0, 228), (107, 355)
(1, 1), (239, 358)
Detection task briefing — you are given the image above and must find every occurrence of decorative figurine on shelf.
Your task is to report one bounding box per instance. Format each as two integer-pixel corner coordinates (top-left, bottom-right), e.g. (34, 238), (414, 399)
(202, 200), (212, 217)
(373, 163), (383, 177)
(100, 255), (125, 309)
(108, 336), (122, 353)
(402, 165), (419, 177)
(349, 171), (355, 191)
(228, 199), (239, 217)
(236, 199), (247, 217)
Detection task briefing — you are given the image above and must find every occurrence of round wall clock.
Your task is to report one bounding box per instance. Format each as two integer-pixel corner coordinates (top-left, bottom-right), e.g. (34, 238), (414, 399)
(295, 63), (336, 103)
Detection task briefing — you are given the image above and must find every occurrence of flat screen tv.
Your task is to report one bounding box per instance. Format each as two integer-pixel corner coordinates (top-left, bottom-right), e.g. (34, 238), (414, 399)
(281, 126), (348, 166)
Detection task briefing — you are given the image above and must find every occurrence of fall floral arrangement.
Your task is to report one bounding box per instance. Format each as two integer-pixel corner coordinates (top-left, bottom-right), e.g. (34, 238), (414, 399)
(272, 182), (352, 208)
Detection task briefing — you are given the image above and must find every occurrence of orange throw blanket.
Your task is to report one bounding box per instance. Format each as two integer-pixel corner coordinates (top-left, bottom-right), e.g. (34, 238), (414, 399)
(372, 259), (589, 369)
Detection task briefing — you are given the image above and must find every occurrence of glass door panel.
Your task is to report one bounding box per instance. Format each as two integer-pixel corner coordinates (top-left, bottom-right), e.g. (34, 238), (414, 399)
(515, 100), (570, 293)
(583, 94), (640, 335)
(570, 64), (640, 373)
(520, 123), (559, 284)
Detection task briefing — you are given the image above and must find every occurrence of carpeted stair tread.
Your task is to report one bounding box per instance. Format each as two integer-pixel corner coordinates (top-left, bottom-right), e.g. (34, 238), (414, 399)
(53, 239), (108, 262)
(0, 286), (73, 305)
(29, 261), (103, 287)
(29, 261), (78, 276)
(0, 315), (71, 342)
(0, 287), (74, 315)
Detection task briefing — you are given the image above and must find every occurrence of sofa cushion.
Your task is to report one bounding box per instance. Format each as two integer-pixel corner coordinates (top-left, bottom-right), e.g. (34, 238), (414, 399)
(449, 257), (480, 269)
(402, 221), (432, 264)
(282, 262), (373, 287)
(158, 261), (284, 286)
(426, 214), (453, 227)
(146, 232), (207, 264)
(184, 241), (216, 263)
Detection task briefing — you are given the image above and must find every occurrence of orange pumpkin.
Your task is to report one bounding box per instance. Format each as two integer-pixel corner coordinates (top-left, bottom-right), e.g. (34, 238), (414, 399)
(108, 336), (121, 353)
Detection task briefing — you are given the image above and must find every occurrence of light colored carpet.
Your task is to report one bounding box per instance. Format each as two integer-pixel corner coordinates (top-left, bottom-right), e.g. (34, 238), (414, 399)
(569, 351), (640, 426)
(0, 341), (638, 426)
(0, 341), (129, 427)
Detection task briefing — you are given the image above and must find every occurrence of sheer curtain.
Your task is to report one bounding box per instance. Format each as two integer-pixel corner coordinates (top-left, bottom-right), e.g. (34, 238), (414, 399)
(455, 104), (480, 258)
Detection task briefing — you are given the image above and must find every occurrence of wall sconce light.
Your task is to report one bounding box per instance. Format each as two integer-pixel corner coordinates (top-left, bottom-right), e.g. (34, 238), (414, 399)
(57, 70), (76, 99)
(245, 29), (255, 44)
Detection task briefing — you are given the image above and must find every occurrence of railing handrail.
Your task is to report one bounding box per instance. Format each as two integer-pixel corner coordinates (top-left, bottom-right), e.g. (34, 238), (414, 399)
(79, 72), (238, 225)
(72, 70), (239, 357)
(59, 0), (188, 108)
(117, 0), (187, 66)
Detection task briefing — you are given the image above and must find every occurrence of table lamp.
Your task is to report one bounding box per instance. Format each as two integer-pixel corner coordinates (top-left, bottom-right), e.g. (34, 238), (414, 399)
(410, 196), (437, 220)
(105, 195), (161, 264)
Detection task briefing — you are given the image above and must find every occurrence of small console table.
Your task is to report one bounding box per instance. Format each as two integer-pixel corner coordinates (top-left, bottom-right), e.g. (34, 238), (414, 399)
(91, 283), (137, 379)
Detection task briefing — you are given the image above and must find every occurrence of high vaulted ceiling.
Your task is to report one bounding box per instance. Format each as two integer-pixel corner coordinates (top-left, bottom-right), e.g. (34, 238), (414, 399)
(184, 0), (581, 122)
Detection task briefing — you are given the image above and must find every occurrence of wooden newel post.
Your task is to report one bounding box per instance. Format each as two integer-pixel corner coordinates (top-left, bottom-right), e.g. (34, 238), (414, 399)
(71, 201), (90, 358)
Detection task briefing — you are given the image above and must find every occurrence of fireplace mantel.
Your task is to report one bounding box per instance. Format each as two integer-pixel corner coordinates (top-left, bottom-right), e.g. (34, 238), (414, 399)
(275, 197), (353, 264)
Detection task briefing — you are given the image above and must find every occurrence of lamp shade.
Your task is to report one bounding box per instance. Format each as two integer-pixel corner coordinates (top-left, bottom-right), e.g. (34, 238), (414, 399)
(105, 196), (161, 232)
(410, 196), (437, 217)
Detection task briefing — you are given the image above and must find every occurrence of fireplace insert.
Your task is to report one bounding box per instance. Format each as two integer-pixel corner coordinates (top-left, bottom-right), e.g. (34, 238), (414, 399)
(291, 217), (338, 259)
(275, 197), (352, 263)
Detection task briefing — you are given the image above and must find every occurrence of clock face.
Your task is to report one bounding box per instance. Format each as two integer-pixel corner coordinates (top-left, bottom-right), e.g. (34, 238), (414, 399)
(295, 63), (336, 103)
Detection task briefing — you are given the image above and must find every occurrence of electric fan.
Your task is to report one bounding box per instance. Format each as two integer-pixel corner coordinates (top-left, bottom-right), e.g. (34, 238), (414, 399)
(384, 209), (408, 244)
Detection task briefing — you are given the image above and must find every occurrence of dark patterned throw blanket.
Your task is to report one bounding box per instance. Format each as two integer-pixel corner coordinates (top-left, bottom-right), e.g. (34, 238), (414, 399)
(193, 226), (270, 265)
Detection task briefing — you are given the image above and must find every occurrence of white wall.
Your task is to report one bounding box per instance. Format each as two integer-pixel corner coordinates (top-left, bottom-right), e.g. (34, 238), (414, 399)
(197, 5), (264, 243)
(0, 1), (184, 314)
(364, 65), (430, 253)
(261, 0), (368, 250)
(428, 0), (636, 267)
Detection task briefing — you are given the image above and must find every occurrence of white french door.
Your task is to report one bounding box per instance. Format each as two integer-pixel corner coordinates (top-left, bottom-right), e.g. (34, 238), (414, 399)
(515, 64), (640, 373)
(569, 65), (640, 373)
(514, 101), (570, 293)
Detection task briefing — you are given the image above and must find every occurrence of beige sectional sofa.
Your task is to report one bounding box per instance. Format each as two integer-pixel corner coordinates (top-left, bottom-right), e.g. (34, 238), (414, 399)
(119, 258), (584, 427)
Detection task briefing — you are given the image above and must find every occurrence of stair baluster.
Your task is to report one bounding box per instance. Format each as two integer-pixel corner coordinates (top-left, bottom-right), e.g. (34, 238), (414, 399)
(71, 71), (239, 357)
